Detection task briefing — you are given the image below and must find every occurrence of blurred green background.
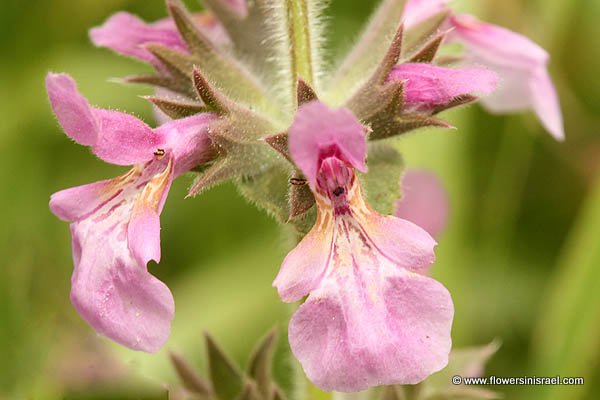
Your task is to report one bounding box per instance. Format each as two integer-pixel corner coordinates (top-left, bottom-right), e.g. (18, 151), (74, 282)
(1, 0), (599, 399)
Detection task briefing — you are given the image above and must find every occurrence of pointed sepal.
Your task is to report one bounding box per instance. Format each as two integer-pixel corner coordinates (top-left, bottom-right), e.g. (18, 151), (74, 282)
(146, 96), (208, 119)
(205, 333), (245, 400)
(169, 352), (212, 398)
(408, 31), (446, 63)
(297, 79), (318, 106)
(247, 328), (278, 399)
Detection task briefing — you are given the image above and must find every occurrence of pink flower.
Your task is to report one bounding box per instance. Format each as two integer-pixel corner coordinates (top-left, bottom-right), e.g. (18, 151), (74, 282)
(402, 0), (450, 28)
(448, 14), (564, 140)
(395, 169), (449, 238)
(274, 102), (454, 392)
(388, 63), (497, 112)
(47, 73), (216, 352)
(89, 11), (229, 65)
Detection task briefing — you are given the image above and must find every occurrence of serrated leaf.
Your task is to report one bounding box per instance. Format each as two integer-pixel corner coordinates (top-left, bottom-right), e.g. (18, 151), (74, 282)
(247, 328), (278, 399)
(167, 0), (275, 115)
(237, 164), (291, 224)
(407, 31), (446, 63)
(146, 96), (208, 119)
(169, 352), (212, 397)
(205, 334), (244, 400)
(326, 0), (407, 104)
(402, 11), (449, 56)
(359, 143), (404, 214)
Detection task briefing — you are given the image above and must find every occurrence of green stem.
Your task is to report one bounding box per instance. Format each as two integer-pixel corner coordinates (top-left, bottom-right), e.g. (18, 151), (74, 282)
(285, 0), (315, 107)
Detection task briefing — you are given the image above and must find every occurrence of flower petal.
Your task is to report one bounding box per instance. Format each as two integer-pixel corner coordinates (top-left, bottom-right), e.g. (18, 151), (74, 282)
(62, 160), (176, 352)
(478, 67), (533, 113)
(395, 169), (449, 238)
(289, 236), (453, 392)
(360, 213), (437, 272)
(449, 14), (564, 139)
(529, 66), (564, 140)
(273, 208), (334, 302)
(288, 101), (367, 188)
(70, 222), (174, 353)
(50, 178), (126, 223)
(46, 73), (164, 165)
(92, 109), (163, 165)
(128, 158), (174, 266)
(388, 63), (497, 110)
(46, 73), (98, 146)
(89, 12), (187, 63)
(449, 14), (548, 68)
(156, 113), (217, 175)
(402, 0), (450, 29)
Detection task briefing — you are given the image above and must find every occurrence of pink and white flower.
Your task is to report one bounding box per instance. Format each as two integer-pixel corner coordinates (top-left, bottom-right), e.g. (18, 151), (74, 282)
(448, 14), (564, 140)
(47, 73), (216, 352)
(400, 0), (564, 139)
(274, 101), (454, 392)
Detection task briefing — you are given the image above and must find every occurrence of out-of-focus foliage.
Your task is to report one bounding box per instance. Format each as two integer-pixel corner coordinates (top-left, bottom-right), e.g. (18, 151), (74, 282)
(0, 0), (598, 399)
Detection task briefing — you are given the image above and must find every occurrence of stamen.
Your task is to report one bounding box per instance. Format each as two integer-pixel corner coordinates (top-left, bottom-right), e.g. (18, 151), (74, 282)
(290, 177), (307, 186)
(154, 149), (166, 160)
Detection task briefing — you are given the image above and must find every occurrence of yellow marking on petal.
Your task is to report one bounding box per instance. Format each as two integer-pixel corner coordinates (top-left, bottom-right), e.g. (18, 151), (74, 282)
(132, 157), (173, 217)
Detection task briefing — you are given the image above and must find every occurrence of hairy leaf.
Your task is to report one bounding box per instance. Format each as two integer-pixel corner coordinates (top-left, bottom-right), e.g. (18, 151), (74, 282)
(359, 143), (404, 214)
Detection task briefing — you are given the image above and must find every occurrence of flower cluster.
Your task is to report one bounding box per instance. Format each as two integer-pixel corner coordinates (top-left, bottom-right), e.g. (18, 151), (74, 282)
(47, 0), (562, 393)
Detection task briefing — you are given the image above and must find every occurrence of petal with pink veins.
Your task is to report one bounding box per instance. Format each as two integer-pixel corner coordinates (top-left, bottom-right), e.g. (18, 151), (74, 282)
(63, 159), (175, 352)
(280, 102), (453, 391)
(289, 215), (453, 392)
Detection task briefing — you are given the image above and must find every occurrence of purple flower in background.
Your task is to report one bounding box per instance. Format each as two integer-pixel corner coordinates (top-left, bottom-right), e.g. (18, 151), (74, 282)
(274, 101), (454, 392)
(47, 73), (216, 352)
(90, 11), (229, 65)
(395, 169), (449, 238)
(448, 14), (564, 140)
(401, 0), (564, 139)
